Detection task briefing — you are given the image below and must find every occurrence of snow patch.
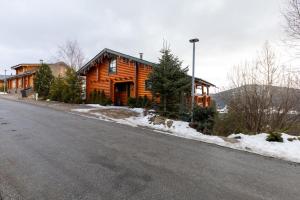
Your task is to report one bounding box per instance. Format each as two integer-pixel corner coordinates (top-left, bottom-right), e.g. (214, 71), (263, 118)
(228, 133), (300, 163)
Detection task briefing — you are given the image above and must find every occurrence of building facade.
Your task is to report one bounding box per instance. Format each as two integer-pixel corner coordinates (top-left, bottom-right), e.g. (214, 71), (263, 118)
(7, 62), (69, 95)
(78, 48), (215, 107)
(0, 75), (5, 89)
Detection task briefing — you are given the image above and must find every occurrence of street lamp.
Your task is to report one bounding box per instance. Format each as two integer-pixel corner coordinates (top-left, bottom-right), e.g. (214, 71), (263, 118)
(189, 38), (199, 123)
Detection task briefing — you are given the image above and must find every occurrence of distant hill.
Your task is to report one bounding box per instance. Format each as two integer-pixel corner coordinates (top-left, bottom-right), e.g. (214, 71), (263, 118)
(211, 85), (300, 111)
(0, 75), (11, 80)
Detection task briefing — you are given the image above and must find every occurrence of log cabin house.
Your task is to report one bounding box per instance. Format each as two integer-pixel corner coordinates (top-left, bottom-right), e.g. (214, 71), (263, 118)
(0, 75), (11, 90)
(78, 48), (215, 107)
(7, 62), (69, 96)
(0, 75), (5, 89)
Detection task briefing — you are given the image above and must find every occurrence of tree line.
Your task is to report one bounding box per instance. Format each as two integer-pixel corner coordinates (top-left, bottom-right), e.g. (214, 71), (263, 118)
(34, 40), (84, 103)
(34, 64), (82, 104)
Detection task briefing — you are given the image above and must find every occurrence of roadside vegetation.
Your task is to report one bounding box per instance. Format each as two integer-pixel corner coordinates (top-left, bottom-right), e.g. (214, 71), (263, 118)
(0, 85), (6, 92)
(34, 64), (54, 98)
(148, 47), (191, 117)
(34, 66), (82, 103)
(88, 89), (112, 105)
(34, 40), (84, 103)
(145, 46), (217, 135)
(214, 43), (300, 138)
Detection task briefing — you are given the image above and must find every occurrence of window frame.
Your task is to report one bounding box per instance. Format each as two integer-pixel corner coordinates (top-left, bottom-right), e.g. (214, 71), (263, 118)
(109, 58), (117, 74)
(145, 80), (152, 91)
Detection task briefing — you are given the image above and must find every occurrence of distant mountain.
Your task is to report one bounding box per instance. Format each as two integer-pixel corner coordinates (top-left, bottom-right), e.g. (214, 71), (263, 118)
(211, 85), (300, 111)
(0, 75), (11, 80)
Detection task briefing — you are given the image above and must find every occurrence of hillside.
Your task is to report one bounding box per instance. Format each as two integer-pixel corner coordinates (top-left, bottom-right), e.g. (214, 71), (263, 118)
(212, 85), (300, 111)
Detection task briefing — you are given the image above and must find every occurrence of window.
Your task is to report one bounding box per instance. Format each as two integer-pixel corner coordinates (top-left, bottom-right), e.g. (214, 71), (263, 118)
(109, 58), (117, 74)
(145, 80), (152, 91)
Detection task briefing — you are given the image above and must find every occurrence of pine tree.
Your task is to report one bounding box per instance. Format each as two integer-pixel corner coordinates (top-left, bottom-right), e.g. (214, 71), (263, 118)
(49, 75), (66, 102)
(148, 48), (191, 115)
(62, 68), (82, 103)
(34, 64), (54, 98)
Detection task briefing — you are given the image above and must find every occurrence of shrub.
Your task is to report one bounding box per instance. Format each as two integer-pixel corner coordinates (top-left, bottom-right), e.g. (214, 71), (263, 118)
(142, 95), (151, 108)
(136, 96), (144, 108)
(178, 111), (191, 122)
(101, 97), (112, 106)
(287, 137), (297, 142)
(88, 89), (112, 105)
(166, 112), (179, 120)
(190, 105), (217, 135)
(62, 68), (82, 104)
(213, 111), (246, 137)
(49, 76), (66, 102)
(266, 132), (283, 142)
(128, 97), (137, 108)
(127, 95), (151, 108)
(89, 89), (97, 103)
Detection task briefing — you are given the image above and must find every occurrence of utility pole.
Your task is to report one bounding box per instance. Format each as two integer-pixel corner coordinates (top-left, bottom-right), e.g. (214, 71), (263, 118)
(189, 38), (199, 123)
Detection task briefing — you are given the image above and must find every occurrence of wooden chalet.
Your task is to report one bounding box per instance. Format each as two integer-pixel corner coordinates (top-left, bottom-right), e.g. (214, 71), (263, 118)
(7, 62), (69, 95)
(0, 75), (11, 90)
(0, 75), (5, 89)
(78, 48), (215, 107)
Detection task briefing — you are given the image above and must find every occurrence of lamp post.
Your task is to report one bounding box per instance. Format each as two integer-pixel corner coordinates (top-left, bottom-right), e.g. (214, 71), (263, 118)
(189, 38), (199, 123)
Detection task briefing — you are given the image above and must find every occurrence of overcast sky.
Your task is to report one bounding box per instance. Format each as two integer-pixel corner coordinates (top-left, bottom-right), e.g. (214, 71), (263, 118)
(0, 0), (296, 90)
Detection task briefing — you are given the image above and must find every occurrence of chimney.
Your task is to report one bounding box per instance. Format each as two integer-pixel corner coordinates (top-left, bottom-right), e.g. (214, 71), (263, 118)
(139, 53), (143, 60)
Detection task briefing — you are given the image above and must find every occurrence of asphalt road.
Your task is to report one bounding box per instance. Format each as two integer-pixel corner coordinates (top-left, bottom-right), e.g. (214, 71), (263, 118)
(0, 98), (299, 200)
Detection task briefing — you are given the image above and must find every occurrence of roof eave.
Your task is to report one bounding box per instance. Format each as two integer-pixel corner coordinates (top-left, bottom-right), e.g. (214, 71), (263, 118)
(78, 48), (157, 75)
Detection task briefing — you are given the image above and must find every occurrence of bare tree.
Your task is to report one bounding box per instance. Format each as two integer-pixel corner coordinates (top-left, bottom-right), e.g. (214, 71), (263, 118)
(284, 0), (300, 51)
(228, 42), (300, 133)
(56, 40), (85, 70)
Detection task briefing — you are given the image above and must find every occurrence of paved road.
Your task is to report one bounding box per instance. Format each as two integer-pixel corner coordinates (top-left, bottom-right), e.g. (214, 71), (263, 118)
(0, 98), (299, 200)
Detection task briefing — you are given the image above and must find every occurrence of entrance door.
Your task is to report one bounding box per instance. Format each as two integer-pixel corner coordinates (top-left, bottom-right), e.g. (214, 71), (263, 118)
(114, 82), (133, 106)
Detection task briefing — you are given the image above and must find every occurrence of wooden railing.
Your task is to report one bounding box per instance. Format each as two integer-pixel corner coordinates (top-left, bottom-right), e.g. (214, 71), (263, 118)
(194, 95), (211, 107)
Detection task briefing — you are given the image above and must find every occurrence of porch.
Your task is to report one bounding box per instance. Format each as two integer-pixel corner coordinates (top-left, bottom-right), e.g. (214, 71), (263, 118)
(7, 74), (34, 95)
(194, 80), (212, 107)
(113, 81), (134, 106)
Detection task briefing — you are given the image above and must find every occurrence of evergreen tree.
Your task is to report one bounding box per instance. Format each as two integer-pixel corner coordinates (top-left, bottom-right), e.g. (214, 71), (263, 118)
(148, 48), (191, 115)
(34, 64), (54, 98)
(62, 68), (82, 103)
(49, 75), (66, 102)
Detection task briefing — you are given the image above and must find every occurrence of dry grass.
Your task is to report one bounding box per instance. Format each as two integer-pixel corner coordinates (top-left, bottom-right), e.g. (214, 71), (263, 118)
(90, 108), (140, 119)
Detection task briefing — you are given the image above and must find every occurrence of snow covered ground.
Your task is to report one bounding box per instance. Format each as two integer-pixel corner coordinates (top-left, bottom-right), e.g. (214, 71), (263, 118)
(72, 104), (300, 163)
(217, 105), (228, 114)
